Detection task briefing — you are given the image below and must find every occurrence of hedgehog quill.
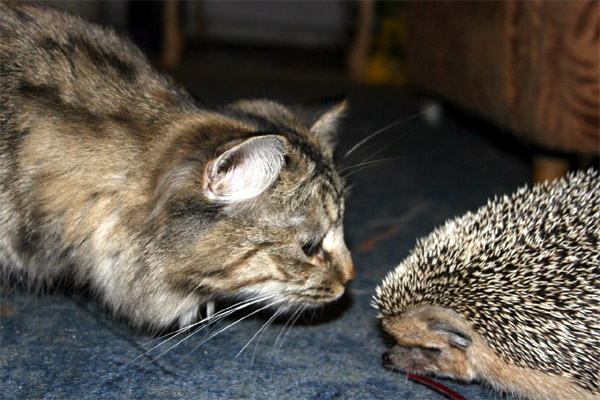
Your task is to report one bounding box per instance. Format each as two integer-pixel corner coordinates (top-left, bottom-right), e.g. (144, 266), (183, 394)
(373, 169), (600, 400)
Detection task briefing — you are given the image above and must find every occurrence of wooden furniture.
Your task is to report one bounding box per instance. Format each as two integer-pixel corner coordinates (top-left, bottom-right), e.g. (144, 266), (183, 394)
(405, 1), (599, 182)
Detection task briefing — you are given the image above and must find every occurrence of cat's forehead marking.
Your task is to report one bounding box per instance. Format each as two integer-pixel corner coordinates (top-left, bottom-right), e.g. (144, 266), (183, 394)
(321, 178), (344, 223)
(322, 225), (344, 252)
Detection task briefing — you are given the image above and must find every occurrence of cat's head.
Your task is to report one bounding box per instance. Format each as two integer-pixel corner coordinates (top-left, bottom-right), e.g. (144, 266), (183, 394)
(148, 98), (354, 324)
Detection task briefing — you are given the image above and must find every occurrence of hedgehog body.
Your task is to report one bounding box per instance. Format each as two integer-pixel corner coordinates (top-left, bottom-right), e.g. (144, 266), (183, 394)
(374, 169), (600, 400)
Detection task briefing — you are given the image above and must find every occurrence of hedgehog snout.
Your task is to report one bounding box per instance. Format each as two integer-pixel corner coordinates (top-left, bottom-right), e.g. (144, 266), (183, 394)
(381, 349), (397, 371)
(381, 346), (403, 372)
(381, 344), (442, 374)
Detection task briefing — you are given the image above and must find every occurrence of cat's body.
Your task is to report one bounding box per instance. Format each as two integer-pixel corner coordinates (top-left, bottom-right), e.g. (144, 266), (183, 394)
(0, 4), (353, 329)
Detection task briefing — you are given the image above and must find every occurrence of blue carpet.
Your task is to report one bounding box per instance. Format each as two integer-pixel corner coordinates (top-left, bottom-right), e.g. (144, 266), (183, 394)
(1, 70), (528, 400)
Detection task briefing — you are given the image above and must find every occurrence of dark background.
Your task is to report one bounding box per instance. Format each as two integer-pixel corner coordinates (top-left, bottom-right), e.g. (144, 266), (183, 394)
(3, 1), (595, 400)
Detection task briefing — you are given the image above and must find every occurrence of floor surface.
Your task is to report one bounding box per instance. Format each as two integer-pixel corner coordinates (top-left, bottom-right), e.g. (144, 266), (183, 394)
(1, 67), (531, 400)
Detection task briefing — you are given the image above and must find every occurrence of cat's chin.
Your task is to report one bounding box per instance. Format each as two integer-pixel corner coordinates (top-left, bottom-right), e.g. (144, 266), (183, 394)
(293, 290), (346, 307)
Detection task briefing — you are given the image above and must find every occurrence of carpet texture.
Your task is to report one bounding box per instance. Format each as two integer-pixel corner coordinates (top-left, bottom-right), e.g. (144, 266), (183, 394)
(1, 68), (530, 400)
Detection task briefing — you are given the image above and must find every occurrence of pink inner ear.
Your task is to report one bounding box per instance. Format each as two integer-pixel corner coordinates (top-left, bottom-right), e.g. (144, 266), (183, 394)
(219, 164), (242, 192)
(203, 135), (286, 203)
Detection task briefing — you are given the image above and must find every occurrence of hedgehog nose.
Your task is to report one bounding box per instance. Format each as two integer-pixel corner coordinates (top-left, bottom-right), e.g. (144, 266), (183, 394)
(382, 351), (391, 363)
(382, 350), (393, 368)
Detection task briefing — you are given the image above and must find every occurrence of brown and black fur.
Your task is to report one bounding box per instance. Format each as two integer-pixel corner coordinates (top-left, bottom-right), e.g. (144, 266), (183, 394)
(0, 4), (354, 329)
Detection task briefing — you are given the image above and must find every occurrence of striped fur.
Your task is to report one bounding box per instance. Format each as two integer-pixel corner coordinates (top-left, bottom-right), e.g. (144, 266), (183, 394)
(0, 4), (354, 329)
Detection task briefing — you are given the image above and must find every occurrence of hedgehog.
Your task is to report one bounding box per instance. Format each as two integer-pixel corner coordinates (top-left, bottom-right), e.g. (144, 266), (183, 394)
(373, 169), (600, 400)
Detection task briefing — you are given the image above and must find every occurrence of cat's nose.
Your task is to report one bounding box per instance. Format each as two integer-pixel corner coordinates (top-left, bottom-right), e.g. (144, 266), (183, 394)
(340, 253), (354, 284)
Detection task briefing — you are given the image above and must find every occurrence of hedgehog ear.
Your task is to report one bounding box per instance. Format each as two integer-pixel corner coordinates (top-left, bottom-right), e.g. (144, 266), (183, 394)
(428, 321), (473, 349)
(203, 135), (287, 203)
(293, 96), (347, 154)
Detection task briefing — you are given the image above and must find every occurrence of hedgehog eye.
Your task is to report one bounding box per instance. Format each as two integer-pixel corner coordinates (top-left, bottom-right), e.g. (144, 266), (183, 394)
(421, 347), (442, 356)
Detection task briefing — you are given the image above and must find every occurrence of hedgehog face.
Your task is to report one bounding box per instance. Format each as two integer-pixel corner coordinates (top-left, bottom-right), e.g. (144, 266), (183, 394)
(381, 306), (476, 380)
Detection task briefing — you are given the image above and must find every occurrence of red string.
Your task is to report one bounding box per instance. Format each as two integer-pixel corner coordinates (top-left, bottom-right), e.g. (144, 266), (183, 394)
(406, 373), (469, 400)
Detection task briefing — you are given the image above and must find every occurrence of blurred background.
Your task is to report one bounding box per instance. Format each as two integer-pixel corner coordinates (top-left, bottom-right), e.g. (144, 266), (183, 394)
(31, 0), (598, 182)
(28, 1), (397, 81)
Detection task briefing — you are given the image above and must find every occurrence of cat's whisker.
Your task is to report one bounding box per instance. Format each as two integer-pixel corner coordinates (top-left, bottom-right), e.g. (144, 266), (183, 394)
(272, 307), (299, 355)
(135, 298), (277, 367)
(137, 293), (275, 349)
(355, 143), (394, 167)
(342, 158), (412, 179)
(350, 126), (419, 169)
(309, 307), (317, 326)
(273, 305), (306, 363)
(273, 307), (303, 349)
(339, 157), (409, 175)
(238, 306), (285, 363)
(343, 111), (426, 159)
(124, 294), (277, 368)
(168, 294), (275, 337)
(180, 298), (287, 361)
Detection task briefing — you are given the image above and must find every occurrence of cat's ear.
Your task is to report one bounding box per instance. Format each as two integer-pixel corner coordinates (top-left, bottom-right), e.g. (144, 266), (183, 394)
(294, 96), (347, 153)
(203, 135), (287, 203)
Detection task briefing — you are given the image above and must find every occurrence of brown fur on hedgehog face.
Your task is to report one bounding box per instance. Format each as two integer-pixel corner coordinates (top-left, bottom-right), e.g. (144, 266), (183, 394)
(374, 170), (600, 400)
(381, 306), (599, 400)
(381, 306), (476, 380)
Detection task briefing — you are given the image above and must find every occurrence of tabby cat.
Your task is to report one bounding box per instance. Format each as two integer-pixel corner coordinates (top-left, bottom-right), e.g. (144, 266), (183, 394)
(0, 4), (354, 329)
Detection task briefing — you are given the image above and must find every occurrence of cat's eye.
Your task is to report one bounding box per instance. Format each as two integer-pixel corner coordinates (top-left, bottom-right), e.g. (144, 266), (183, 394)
(301, 239), (323, 258)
